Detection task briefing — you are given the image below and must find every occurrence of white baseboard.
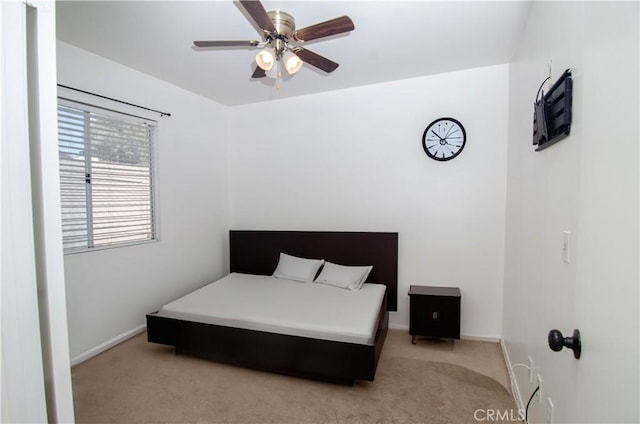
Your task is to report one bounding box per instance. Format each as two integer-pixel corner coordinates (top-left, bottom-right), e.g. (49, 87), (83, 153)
(500, 338), (525, 412)
(460, 334), (501, 343)
(388, 323), (500, 343)
(70, 324), (146, 367)
(389, 323), (408, 331)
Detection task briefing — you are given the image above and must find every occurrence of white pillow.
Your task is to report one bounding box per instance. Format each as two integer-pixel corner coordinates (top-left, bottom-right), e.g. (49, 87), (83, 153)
(272, 253), (324, 283)
(314, 261), (373, 290)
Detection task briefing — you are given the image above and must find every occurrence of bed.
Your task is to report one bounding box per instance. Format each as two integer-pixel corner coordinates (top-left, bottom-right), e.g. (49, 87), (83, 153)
(146, 230), (398, 384)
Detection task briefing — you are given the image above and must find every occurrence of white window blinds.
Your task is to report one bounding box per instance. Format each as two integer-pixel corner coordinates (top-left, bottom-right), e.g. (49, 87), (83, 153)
(57, 101), (157, 252)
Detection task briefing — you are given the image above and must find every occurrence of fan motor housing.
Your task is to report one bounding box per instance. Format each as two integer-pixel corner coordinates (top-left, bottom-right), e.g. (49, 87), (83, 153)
(267, 10), (295, 38)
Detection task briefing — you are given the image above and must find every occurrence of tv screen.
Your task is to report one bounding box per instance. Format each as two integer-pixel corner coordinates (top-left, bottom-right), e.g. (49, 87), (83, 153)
(532, 69), (573, 151)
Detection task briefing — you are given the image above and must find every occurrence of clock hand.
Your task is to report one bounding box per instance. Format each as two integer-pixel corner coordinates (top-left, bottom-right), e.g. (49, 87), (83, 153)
(431, 130), (445, 141)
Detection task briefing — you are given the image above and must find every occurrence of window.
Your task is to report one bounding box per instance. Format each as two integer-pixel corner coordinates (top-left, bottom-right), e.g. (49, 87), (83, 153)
(57, 100), (157, 252)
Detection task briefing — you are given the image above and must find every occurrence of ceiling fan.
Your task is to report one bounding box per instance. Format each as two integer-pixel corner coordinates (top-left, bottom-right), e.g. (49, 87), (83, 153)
(193, 0), (355, 81)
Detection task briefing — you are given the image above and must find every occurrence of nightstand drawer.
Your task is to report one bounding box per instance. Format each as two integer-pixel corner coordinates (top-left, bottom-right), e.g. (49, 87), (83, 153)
(409, 285), (461, 340)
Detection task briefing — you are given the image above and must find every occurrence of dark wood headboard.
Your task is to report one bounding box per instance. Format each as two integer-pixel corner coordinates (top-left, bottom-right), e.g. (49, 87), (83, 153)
(229, 230), (398, 311)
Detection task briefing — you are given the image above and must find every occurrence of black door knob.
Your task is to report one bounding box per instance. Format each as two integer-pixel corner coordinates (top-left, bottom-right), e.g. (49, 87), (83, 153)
(548, 329), (581, 359)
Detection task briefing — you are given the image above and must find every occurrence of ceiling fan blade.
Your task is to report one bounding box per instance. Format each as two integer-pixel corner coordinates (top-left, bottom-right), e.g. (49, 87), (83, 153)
(238, 0), (276, 34)
(194, 40), (260, 48)
(292, 16), (354, 42)
(251, 66), (266, 78)
(293, 48), (339, 73)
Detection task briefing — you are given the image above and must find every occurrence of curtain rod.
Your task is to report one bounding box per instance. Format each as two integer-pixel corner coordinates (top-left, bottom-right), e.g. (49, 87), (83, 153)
(57, 84), (171, 117)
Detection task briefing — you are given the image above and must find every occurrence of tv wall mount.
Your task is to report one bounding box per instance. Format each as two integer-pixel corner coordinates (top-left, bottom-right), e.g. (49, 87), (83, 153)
(532, 69), (573, 151)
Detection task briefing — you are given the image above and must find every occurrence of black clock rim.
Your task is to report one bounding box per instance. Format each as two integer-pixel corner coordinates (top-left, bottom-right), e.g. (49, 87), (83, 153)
(422, 117), (466, 161)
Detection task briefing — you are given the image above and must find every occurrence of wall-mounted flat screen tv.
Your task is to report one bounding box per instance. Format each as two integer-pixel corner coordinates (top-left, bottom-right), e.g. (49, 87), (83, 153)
(533, 69), (573, 151)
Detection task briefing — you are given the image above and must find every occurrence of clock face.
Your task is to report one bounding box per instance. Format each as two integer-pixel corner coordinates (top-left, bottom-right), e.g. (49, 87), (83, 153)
(422, 118), (466, 161)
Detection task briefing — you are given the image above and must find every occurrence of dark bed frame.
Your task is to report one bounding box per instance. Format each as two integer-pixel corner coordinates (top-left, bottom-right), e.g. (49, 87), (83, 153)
(146, 230), (398, 384)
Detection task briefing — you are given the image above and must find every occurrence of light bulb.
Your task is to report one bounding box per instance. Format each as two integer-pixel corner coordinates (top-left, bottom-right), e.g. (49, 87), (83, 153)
(255, 47), (275, 71)
(282, 50), (303, 75)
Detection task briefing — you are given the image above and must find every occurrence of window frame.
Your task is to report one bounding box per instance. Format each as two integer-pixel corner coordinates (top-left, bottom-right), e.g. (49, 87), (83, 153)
(57, 96), (160, 254)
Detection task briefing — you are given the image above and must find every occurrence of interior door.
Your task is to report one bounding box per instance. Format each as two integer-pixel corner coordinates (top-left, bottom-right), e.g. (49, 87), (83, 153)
(566, 3), (639, 422)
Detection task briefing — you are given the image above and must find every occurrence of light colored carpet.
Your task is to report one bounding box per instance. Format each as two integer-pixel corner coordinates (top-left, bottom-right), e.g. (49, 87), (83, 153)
(71, 330), (519, 423)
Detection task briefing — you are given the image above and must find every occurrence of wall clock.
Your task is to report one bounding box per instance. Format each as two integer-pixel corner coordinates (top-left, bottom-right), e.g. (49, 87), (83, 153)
(422, 117), (466, 161)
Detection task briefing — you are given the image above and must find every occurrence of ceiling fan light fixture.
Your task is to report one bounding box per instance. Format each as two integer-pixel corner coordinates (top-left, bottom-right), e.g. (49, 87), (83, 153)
(193, 2), (356, 82)
(255, 47), (275, 71)
(282, 50), (303, 75)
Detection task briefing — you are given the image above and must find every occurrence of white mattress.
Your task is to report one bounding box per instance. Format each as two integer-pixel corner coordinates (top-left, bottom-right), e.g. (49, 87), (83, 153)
(155, 272), (386, 345)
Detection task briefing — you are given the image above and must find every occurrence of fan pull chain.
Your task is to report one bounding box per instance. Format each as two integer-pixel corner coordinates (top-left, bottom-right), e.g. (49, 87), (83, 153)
(275, 61), (282, 90)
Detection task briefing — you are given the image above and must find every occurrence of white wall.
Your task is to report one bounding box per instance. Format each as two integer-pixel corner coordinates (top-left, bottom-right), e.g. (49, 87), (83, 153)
(229, 65), (510, 339)
(503, 2), (638, 423)
(57, 42), (231, 361)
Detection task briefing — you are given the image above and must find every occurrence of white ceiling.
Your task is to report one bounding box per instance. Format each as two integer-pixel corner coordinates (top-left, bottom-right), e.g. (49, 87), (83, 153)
(56, 1), (531, 106)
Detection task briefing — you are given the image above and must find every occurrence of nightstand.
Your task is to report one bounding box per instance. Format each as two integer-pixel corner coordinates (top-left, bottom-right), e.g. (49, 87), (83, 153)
(409, 285), (461, 344)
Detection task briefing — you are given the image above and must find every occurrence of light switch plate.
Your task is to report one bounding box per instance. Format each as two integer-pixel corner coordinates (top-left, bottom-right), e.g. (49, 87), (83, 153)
(562, 231), (571, 263)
